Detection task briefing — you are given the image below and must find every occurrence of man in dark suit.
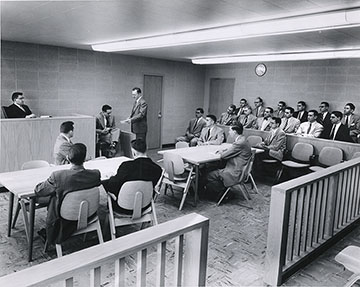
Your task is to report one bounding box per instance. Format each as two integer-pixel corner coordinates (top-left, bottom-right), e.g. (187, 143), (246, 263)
(328, 111), (353, 143)
(342, 103), (360, 143)
(53, 121), (74, 165)
(103, 139), (162, 214)
(206, 124), (252, 199)
(5, 91), (36, 118)
(253, 97), (265, 118)
(35, 143), (101, 245)
(293, 101), (308, 123)
(122, 87), (147, 141)
(176, 108), (206, 146)
(318, 101), (332, 138)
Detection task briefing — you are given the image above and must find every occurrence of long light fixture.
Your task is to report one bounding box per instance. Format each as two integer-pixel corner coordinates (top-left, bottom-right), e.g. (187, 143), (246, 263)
(191, 49), (360, 64)
(91, 8), (360, 52)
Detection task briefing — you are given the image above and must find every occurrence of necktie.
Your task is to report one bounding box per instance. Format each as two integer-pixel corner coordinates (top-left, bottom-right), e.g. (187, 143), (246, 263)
(283, 118), (288, 131)
(345, 116), (349, 127)
(244, 116), (248, 125)
(330, 125), (335, 139)
(297, 112), (301, 120)
(206, 128), (211, 141)
(193, 119), (198, 130)
(306, 123), (312, 134)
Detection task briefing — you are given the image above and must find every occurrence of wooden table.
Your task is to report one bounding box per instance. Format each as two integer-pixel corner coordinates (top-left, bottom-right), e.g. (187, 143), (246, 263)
(158, 144), (263, 204)
(0, 156), (131, 262)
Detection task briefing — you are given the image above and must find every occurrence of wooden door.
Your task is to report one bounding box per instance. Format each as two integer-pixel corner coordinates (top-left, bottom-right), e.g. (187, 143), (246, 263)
(144, 75), (163, 149)
(209, 78), (235, 119)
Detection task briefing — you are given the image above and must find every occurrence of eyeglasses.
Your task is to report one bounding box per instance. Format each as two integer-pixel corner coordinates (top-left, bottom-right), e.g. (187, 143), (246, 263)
(195, 111), (201, 114)
(254, 101), (260, 104)
(319, 106), (325, 108)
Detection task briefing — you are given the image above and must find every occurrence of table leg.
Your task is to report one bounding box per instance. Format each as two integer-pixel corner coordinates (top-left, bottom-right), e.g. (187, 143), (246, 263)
(7, 192), (14, 237)
(28, 197), (36, 262)
(194, 165), (199, 205)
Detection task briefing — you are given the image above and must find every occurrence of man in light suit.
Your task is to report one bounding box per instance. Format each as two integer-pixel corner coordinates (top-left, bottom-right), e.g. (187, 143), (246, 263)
(280, 107), (300, 133)
(342, 103), (360, 143)
(296, 110), (323, 138)
(318, 101), (332, 139)
(122, 87), (147, 141)
(206, 124), (252, 199)
(253, 97), (265, 118)
(53, 121), (74, 165)
(255, 117), (286, 162)
(328, 111), (353, 143)
(198, 114), (225, 145)
(6, 91), (36, 118)
(293, 101), (308, 123)
(35, 143), (101, 245)
(218, 104), (237, 126)
(273, 101), (286, 118)
(253, 107), (273, 131)
(176, 108), (206, 146)
(238, 106), (257, 129)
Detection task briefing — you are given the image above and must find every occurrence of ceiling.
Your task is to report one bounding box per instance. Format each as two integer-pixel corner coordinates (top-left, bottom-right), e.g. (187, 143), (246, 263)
(2, 0), (360, 62)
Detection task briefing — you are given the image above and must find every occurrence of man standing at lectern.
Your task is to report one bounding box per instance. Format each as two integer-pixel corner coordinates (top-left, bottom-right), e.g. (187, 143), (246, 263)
(6, 92), (36, 118)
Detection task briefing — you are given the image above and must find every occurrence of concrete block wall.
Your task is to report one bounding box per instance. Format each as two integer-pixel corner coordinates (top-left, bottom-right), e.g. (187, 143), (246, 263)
(204, 60), (360, 115)
(1, 41), (205, 144)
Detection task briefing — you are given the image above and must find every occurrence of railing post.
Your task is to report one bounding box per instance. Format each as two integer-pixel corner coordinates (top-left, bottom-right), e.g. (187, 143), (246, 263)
(264, 186), (290, 286)
(325, 173), (339, 237)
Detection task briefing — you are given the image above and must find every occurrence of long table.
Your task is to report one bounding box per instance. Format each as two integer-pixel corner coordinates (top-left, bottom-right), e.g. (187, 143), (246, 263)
(0, 156), (131, 262)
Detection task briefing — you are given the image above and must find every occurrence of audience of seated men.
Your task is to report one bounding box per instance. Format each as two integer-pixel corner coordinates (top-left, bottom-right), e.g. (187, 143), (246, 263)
(218, 104), (237, 126)
(318, 101), (332, 139)
(293, 101), (308, 123)
(296, 110), (323, 138)
(198, 114), (225, 145)
(176, 108), (206, 146)
(35, 143), (101, 245)
(342, 103), (360, 143)
(54, 121), (74, 165)
(6, 91), (36, 118)
(102, 139), (162, 214)
(236, 98), (249, 117)
(96, 104), (120, 157)
(205, 124), (252, 200)
(280, 107), (300, 133)
(327, 111), (353, 142)
(253, 107), (273, 131)
(238, 106), (257, 129)
(273, 101), (286, 118)
(253, 97), (265, 117)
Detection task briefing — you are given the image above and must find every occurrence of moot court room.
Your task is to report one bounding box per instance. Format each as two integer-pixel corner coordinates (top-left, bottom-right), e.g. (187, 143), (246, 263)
(2, 1), (360, 287)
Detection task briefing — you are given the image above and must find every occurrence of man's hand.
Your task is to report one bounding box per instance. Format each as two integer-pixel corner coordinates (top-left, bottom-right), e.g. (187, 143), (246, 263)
(121, 118), (131, 124)
(26, 114), (36, 118)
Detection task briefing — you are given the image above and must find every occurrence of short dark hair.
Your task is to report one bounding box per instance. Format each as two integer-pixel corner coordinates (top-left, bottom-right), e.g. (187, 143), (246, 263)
(298, 101), (306, 108)
(332, 111), (343, 119)
(206, 114), (217, 123)
(231, 124), (243, 135)
(132, 87), (142, 94)
(321, 101), (329, 108)
(68, 143), (86, 165)
(285, 107), (294, 114)
(265, 107), (274, 113)
(308, 110), (318, 117)
(12, 92), (23, 101)
(102, 104), (112, 112)
(196, 108), (204, 114)
(131, 139), (146, 153)
(240, 98), (247, 103)
(60, 121), (74, 133)
(278, 101), (286, 106)
(272, 117), (282, 125)
(255, 97), (263, 103)
(229, 104), (236, 111)
(346, 103), (355, 111)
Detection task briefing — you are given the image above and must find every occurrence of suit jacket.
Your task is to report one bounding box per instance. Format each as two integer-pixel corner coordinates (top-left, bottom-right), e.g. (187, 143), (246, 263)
(253, 106), (265, 118)
(198, 125), (225, 145)
(256, 128), (286, 161)
(253, 117), (272, 131)
(53, 134), (73, 165)
(273, 109), (285, 118)
(103, 157), (162, 214)
(296, 121), (323, 138)
(34, 166), (101, 244)
(236, 106), (247, 117)
(186, 117), (206, 138)
(293, 111), (308, 123)
(342, 114), (360, 142)
(318, 112), (332, 139)
(130, 97), (147, 134)
(280, 117), (300, 133)
(238, 114), (257, 128)
(6, 103), (32, 118)
(96, 112), (119, 143)
(219, 135), (252, 187)
(328, 124), (353, 143)
(218, 112), (236, 126)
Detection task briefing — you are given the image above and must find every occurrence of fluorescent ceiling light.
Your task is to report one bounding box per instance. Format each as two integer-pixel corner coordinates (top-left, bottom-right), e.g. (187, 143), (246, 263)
(92, 8), (360, 52)
(191, 49), (360, 64)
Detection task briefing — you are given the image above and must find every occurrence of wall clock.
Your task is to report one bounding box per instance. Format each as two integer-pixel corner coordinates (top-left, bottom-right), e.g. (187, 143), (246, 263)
(255, 63), (267, 77)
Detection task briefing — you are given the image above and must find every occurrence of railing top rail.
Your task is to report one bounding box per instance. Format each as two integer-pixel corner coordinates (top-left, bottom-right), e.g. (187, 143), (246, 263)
(273, 157), (360, 194)
(0, 213), (209, 287)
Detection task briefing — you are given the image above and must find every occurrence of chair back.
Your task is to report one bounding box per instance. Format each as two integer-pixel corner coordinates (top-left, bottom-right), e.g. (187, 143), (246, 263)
(175, 142), (189, 149)
(1, 106), (9, 118)
(21, 160), (50, 170)
(163, 153), (185, 181)
(117, 181), (153, 220)
(60, 187), (100, 230)
(291, 142), (314, 162)
(247, 135), (263, 147)
(352, 152), (360, 159)
(239, 150), (256, 183)
(318, 147), (343, 166)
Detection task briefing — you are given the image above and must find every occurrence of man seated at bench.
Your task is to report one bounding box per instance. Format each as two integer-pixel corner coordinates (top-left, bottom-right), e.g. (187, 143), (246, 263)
(296, 110), (323, 138)
(198, 114), (225, 146)
(218, 104), (237, 126)
(176, 108), (206, 146)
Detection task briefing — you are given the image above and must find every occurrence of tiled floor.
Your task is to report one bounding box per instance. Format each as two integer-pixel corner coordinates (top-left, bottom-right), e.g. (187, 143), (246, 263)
(0, 149), (359, 286)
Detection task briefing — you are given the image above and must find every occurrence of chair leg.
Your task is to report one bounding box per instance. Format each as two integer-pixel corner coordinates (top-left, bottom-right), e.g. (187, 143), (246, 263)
(20, 199), (30, 241)
(96, 220), (104, 244)
(275, 167), (284, 183)
(238, 185), (253, 209)
(43, 240), (48, 253)
(217, 187), (231, 206)
(249, 173), (264, 197)
(56, 244), (62, 257)
(151, 201), (158, 225)
(12, 200), (21, 228)
(164, 184), (168, 195)
(344, 274), (360, 287)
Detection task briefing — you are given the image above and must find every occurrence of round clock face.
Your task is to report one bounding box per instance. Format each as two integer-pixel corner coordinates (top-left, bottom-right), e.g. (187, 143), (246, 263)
(255, 63), (267, 77)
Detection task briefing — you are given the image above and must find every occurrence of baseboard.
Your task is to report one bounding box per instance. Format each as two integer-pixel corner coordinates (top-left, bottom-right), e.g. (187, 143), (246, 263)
(162, 143), (175, 148)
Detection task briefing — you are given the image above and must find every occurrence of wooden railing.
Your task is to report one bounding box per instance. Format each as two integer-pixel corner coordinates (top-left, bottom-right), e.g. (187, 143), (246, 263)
(264, 157), (360, 286)
(0, 213), (209, 287)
